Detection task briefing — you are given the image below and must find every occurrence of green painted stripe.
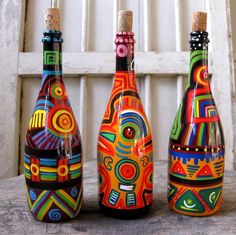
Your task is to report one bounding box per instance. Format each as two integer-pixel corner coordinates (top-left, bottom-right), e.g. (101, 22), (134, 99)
(70, 171), (81, 179)
(198, 123), (205, 145)
(40, 175), (57, 180)
(56, 191), (74, 208)
(36, 198), (51, 220)
(24, 171), (30, 177)
(190, 50), (205, 58)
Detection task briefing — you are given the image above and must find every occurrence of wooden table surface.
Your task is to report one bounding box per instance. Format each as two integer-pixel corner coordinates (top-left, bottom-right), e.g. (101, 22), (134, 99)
(0, 160), (236, 235)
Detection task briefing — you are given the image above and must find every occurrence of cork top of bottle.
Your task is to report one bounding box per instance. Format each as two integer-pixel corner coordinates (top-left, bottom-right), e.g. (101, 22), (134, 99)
(44, 8), (60, 31)
(192, 12), (207, 32)
(118, 10), (133, 32)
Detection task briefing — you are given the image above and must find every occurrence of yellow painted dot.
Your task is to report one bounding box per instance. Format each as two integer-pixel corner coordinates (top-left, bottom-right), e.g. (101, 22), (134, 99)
(186, 148), (189, 151)
(204, 148), (207, 152)
(172, 145), (175, 148)
(218, 147), (220, 151)
(195, 148), (198, 152)
(212, 149), (214, 153)
(178, 147), (181, 150)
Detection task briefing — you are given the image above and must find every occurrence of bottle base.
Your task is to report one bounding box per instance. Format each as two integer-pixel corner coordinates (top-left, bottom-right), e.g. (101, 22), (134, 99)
(99, 203), (151, 220)
(168, 205), (221, 217)
(25, 184), (83, 222)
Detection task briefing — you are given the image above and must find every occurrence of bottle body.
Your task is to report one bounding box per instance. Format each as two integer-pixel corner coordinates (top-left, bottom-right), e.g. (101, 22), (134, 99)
(97, 32), (153, 219)
(168, 32), (225, 216)
(24, 31), (83, 222)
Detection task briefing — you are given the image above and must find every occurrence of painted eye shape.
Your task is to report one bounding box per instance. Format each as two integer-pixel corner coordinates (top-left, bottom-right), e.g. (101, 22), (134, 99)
(123, 126), (136, 139)
(51, 83), (65, 98)
(54, 87), (63, 96)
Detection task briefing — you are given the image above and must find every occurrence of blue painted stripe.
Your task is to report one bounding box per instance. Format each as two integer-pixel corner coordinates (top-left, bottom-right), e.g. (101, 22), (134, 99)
(116, 153), (126, 159)
(43, 70), (63, 75)
(25, 169), (30, 174)
(36, 100), (54, 107)
(169, 149), (224, 165)
(40, 159), (57, 166)
(115, 146), (131, 154)
(36, 138), (48, 148)
(40, 172), (57, 176)
(32, 130), (45, 140)
(118, 141), (130, 149)
(32, 191), (50, 213)
(24, 155), (31, 164)
(69, 169), (81, 175)
(45, 141), (52, 150)
(120, 112), (147, 136)
(189, 125), (196, 145)
(69, 157), (81, 164)
(52, 195), (74, 216)
(199, 99), (214, 117)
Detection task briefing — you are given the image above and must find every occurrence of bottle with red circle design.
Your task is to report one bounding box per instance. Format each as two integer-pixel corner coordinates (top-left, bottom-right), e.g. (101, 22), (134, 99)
(24, 7), (83, 222)
(168, 12), (225, 216)
(97, 11), (154, 219)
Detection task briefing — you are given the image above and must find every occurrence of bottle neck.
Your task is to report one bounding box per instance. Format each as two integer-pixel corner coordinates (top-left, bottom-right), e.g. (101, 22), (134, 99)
(188, 31), (210, 90)
(42, 30), (63, 74)
(115, 32), (135, 72)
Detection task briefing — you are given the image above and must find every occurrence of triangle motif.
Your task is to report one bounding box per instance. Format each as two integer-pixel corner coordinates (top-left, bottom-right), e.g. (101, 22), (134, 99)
(172, 162), (186, 176)
(196, 165), (214, 178)
(175, 190), (205, 213)
(100, 132), (116, 143)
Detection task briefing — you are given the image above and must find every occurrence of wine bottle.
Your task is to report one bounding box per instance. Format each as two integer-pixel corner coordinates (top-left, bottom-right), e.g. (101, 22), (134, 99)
(97, 11), (153, 219)
(168, 12), (225, 216)
(24, 8), (83, 222)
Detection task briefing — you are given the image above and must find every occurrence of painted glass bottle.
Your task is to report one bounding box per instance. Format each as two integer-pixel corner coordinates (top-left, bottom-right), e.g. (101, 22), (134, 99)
(97, 11), (153, 219)
(168, 12), (225, 216)
(24, 8), (83, 222)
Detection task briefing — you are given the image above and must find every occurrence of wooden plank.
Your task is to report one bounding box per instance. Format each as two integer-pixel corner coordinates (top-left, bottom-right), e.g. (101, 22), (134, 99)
(19, 51), (213, 76)
(0, 0), (25, 179)
(208, 0), (236, 170)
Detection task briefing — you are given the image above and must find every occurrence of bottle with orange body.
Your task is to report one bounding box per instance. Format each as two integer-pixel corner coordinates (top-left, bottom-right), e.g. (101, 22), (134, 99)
(97, 11), (153, 219)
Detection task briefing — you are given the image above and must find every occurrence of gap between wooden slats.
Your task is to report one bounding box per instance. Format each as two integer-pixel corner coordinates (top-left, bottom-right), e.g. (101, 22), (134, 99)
(144, 0), (152, 121)
(175, 0), (184, 107)
(80, 0), (89, 159)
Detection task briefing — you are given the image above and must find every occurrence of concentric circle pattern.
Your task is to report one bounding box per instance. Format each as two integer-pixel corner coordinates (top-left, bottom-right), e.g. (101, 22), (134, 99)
(48, 108), (76, 137)
(115, 159), (140, 184)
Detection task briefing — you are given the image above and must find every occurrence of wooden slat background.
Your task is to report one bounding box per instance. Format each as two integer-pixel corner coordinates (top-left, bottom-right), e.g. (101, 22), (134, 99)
(0, 0), (235, 179)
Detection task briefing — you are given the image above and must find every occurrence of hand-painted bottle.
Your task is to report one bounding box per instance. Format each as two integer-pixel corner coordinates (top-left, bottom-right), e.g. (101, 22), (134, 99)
(168, 12), (225, 216)
(97, 11), (153, 219)
(24, 8), (83, 222)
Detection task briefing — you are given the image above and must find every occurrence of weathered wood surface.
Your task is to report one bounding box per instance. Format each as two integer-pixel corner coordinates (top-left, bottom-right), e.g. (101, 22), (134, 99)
(18, 52), (213, 76)
(0, 160), (236, 235)
(208, 0), (236, 171)
(0, 0), (25, 179)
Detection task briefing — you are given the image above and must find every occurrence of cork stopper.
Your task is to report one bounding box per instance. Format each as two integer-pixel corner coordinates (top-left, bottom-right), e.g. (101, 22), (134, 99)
(192, 12), (207, 31)
(118, 10), (133, 32)
(44, 8), (60, 31)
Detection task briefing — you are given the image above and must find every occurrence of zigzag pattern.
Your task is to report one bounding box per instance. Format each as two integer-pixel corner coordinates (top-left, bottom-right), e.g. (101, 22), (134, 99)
(26, 185), (83, 222)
